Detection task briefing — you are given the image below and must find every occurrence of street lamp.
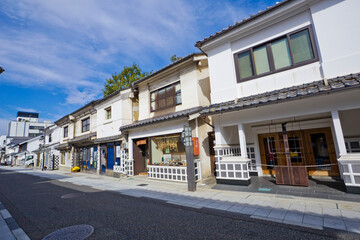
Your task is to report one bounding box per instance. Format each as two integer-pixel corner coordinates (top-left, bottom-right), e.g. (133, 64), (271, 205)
(0, 67), (4, 74)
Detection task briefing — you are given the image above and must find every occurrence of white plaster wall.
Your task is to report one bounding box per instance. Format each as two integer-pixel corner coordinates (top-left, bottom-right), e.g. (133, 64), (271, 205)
(96, 90), (133, 138)
(75, 112), (97, 137)
(205, 0), (360, 104)
(311, 0), (360, 78)
(340, 108), (360, 138)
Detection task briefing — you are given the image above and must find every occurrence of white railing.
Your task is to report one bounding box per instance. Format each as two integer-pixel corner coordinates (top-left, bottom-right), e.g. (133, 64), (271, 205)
(214, 145), (257, 172)
(125, 159), (134, 176)
(215, 158), (250, 180)
(148, 160), (201, 182)
(339, 154), (360, 193)
(113, 165), (122, 173)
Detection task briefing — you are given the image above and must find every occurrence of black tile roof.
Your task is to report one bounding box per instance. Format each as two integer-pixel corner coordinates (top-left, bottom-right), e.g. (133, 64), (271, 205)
(200, 73), (360, 116)
(132, 53), (204, 86)
(120, 106), (204, 131)
(94, 134), (122, 144)
(195, 0), (293, 48)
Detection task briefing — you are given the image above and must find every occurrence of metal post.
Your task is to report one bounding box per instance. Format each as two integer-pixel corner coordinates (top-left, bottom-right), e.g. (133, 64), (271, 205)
(182, 126), (196, 192)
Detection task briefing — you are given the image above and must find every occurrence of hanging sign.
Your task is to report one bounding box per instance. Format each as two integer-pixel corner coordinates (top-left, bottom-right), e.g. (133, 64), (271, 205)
(116, 145), (121, 158)
(136, 139), (147, 145)
(192, 137), (199, 156)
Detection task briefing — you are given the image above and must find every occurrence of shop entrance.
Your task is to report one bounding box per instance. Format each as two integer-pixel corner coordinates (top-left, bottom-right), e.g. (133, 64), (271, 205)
(133, 138), (148, 175)
(259, 127), (339, 180)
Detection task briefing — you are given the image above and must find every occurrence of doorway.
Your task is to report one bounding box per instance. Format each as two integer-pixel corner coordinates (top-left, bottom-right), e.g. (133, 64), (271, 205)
(133, 138), (148, 175)
(259, 127), (339, 177)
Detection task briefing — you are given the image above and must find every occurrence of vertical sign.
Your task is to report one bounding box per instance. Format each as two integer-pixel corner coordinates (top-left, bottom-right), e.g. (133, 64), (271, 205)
(116, 145), (121, 158)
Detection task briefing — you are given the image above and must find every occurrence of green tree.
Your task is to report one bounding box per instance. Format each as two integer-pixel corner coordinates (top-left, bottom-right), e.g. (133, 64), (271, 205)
(170, 54), (182, 63)
(103, 63), (150, 97)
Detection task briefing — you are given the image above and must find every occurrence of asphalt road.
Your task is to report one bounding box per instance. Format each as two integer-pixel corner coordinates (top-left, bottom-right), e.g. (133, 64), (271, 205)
(0, 169), (356, 240)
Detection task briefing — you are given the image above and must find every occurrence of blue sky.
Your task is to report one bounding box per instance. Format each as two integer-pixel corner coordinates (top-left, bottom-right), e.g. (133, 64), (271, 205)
(0, 0), (277, 135)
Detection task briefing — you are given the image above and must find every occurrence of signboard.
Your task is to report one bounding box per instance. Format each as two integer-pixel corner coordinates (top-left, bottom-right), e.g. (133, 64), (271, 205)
(192, 137), (199, 156)
(136, 139), (147, 146)
(116, 145), (121, 158)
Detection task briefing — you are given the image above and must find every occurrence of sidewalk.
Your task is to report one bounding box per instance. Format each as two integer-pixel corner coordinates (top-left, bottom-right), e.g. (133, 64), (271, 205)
(2, 166), (360, 235)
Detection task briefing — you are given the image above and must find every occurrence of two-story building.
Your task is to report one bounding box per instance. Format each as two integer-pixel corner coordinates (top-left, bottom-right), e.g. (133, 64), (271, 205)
(120, 53), (213, 182)
(196, 0), (360, 193)
(55, 101), (98, 172)
(94, 88), (133, 176)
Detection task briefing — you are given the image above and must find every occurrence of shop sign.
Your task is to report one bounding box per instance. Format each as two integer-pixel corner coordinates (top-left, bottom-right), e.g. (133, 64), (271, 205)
(136, 139), (147, 145)
(192, 137), (199, 156)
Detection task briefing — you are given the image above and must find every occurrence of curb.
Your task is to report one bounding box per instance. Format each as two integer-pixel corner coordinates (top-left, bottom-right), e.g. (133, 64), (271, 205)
(0, 202), (30, 240)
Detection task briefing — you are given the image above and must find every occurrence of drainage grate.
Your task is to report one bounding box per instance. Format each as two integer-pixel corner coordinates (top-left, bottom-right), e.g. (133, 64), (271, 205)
(137, 184), (148, 187)
(61, 193), (86, 199)
(42, 224), (94, 240)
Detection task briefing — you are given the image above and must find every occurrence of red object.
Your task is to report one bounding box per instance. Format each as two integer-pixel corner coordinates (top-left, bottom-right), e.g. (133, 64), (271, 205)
(192, 137), (199, 156)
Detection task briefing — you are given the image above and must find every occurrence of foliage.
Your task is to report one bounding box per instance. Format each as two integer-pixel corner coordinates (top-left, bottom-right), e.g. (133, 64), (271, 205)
(170, 54), (182, 63)
(103, 63), (150, 97)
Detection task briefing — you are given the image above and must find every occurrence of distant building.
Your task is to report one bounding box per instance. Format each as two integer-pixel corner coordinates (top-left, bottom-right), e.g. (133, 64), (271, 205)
(8, 111), (51, 137)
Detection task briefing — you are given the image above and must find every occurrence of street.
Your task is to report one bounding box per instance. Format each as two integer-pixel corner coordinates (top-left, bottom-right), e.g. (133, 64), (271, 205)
(0, 168), (357, 240)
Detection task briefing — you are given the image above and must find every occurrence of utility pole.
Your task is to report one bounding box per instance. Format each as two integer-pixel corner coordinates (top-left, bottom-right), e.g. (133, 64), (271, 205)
(182, 126), (196, 192)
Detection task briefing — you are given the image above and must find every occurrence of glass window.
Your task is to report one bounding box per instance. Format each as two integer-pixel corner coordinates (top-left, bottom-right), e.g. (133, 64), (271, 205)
(290, 29), (314, 64)
(253, 45), (270, 75)
(150, 82), (181, 111)
(105, 107), (111, 120)
(63, 126), (68, 138)
(151, 134), (186, 165)
(271, 38), (292, 70)
(82, 118), (90, 132)
(237, 51), (253, 79)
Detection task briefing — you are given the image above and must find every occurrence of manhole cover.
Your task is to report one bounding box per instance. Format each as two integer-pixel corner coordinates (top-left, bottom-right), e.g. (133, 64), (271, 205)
(42, 224), (94, 240)
(61, 193), (86, 199)
(137, 184), (148, 187)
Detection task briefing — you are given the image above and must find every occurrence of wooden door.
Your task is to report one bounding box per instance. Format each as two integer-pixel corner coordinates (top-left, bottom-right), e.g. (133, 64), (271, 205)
(133, 141), (146, 175)
(303, 128), (339, 176)
(208, 132), (216, 176)
(258, 132), (284, 175)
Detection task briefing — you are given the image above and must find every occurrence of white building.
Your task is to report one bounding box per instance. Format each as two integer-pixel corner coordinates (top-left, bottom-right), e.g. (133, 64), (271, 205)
(196, 0), (360, 193)
(8, 112), (51, 138)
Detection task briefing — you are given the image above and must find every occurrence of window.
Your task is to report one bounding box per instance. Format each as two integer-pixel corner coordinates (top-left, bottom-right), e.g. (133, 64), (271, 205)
(105, 107), (111, 120)
(150, 82), (181, 112)
(63, 126), (68, 138)
(234, 26), (318, 82)
(29, 126), (45, 130)
(48, 133), (52, 143)
(82, 117), (90, 132)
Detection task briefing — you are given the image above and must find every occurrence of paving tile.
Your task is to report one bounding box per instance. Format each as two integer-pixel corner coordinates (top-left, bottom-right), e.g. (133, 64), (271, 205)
(0, 225), (15, 240)
(226, 204), (245, 213)
(239, 206), (258, 215)
(0, 209), (11, 219)
(344, 220), (360, 234)
(341, 209), (360, 222)
(323, 217), (346, 230)
(304, 205), (322, 217)
(289, 204), (305, 213)
(252, 207), (272, 217)
(303, 214), (323, 226)
(322, 207), (342, 217)
(193, 200), (214, 208)
(274, 202), (290, 210)
(12, 228), (30, 240)
(206, 202), (222, 209)
(213, 203), (234, 211)
(268, 209), (287, 220)
(284, 212), (304, 223)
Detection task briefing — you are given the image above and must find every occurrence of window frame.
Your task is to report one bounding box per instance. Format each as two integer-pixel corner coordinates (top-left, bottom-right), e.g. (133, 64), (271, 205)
(105, 107), (112, 120)
(234, 25), (319, 83)
(81, 117), (90, 133)
(150, 81), (181, 112)
(63, 126), (68, 138)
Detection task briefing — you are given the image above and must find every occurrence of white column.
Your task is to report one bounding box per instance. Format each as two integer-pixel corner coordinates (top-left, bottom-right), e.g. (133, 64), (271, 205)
(238, 123), (247, 158)
(128, 138), (133, 161)
(331, 110), (347, 156)
(214, 118), (226, 146)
